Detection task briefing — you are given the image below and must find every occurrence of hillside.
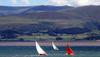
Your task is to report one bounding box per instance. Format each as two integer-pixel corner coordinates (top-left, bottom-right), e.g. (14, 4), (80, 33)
(0, 5), (100, 32)
(0, 5), (100, 20)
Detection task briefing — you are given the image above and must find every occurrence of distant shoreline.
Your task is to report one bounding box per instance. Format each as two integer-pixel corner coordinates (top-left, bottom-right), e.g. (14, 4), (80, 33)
(0, 41), (100, 46)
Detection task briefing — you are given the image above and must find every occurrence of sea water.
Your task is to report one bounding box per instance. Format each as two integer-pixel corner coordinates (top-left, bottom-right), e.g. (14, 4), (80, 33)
(0, 46), (100, 57)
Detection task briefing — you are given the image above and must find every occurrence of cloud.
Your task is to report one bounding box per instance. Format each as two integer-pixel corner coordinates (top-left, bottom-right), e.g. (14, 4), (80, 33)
(20, 0), (30, 5)
(49, 0), (100, 6)
(11, 0), (100, 6)
(11, 0), (30, 6)
(76, 0), (100, 6)
(49, 0), (68, 6)
(12, 0), (17, 5)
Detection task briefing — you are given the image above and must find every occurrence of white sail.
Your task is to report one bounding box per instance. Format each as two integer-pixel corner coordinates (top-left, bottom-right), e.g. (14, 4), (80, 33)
(35, 41), (47, 55)
(52, 42), (59, 50)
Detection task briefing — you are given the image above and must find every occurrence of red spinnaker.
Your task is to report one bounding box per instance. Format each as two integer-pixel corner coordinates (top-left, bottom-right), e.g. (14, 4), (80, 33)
(66, 47), (75, 56)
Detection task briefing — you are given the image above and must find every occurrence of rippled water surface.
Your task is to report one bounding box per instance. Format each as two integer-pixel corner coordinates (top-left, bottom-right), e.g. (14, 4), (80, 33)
(0, 46), (100, 57)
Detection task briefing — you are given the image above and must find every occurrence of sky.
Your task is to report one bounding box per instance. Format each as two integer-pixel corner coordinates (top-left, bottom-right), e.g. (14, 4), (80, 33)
(0, 0), (100, 7)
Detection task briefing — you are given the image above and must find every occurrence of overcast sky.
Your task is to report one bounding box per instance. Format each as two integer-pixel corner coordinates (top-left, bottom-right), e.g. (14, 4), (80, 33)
(0, 0), (100, 6)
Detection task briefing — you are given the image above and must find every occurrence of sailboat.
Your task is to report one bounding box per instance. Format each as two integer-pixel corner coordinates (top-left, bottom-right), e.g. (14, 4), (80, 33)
(52, 42), (59, 50)
(65, 42), (75, 56)
(66, 46), (74, 56)
(35, 41), (48, 55)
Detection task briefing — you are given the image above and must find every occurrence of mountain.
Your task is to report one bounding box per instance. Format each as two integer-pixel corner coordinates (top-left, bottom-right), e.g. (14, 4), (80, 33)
(0, 6), (28, 16)
(0, 5), (100, 31)
(62, 5), (100, 20)
(0, 5), (73, 16)
(17, 5), (100, 20)
(26, 5), (73, 11)
(0, 5), (100, 20)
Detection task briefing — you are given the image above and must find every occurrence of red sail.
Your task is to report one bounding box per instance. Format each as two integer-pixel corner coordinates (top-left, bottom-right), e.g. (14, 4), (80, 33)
(66, 47), (74, 56)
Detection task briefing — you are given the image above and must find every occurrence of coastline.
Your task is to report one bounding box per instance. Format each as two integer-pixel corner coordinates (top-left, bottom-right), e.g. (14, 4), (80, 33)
(0, 41), (100, 46)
